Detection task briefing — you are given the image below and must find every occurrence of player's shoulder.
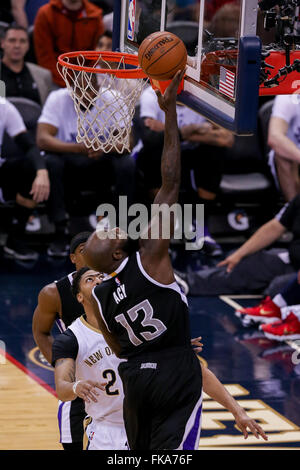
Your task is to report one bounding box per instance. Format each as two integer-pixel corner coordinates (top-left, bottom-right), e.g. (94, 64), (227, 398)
(38, 281), (60, 306)
(55, 272), (74, 285)
(52, 328), (79, 365)
(56, 326), (78, 343)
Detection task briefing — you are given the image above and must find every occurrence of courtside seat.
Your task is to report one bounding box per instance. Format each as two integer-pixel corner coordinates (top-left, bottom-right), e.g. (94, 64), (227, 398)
(2, 97), (42, 159)
(7, 96), (42, 131)
(220, 172), (271, 194)
(219, 134), (273, 200)
(219, 100), (277, 204)
(209, 100), (279, 236)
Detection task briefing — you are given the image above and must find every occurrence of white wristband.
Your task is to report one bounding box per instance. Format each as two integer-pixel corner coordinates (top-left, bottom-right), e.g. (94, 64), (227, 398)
(72, 380), (81, 395)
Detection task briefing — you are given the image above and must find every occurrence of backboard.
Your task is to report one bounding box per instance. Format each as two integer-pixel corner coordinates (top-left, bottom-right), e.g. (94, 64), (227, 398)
(113, 0), (261, 135)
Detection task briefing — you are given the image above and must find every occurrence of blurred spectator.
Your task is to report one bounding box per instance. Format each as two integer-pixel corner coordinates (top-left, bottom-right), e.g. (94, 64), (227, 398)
(268, 95), (300, 202)
(34, 0), (104, 87)
(136, 85), (234, 256)
(95, 31), (140, 107)
(95, 29), (112, 51)
(205, 0), (239, 23)
(173, 0), (198, 22)
(209, 2), (240, 38)
(36, 87), (116, 256)
(176, 194), (300, 295)
(1, 25), (55, 105)
(0, 99), (50, 260)
(11, 0), (49, 29)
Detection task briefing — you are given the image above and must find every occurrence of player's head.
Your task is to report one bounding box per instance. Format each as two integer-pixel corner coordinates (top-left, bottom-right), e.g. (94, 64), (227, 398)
(83, 228), (139, 273)
(71, 266), (104, 305)
(69, 231), (92, 270)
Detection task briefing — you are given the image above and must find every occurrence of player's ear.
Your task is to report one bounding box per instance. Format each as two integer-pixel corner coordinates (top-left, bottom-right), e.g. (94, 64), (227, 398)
(70, 253), (75, 264)
(112, 249), (123, 261)
(77, 292), (83, 304)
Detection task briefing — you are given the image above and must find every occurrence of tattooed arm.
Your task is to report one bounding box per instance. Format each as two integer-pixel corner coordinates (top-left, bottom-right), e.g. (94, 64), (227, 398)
(54, 358), (106, 403)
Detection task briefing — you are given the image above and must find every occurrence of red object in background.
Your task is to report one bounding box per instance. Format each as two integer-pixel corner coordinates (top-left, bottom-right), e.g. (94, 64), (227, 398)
(259, 50), (300, 96)
(201, 48), (300, 97)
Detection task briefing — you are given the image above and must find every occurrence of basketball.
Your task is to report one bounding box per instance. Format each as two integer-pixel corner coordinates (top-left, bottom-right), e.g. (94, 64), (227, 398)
(138, 31), (187, 81)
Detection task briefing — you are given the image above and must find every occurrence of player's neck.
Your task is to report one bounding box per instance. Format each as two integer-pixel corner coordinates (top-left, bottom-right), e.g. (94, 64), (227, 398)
(107, 257), (127, 276)
(83, 308), (100, 330)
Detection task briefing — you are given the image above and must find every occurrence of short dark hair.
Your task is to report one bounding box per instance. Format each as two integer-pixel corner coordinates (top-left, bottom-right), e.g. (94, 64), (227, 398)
(70, 231), (92, 254)
(101, 30), (113, 39)
(71, 266), (90, 299)
(4, 24), (29, 38)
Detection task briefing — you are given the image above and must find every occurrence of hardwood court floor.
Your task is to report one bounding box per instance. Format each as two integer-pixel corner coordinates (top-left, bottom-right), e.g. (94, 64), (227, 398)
(1, 253), (300, 450)
(0, 349), (61, 450)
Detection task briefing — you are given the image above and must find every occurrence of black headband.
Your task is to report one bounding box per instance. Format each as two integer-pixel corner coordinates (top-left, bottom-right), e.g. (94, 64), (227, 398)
(69, 231), (92, 254)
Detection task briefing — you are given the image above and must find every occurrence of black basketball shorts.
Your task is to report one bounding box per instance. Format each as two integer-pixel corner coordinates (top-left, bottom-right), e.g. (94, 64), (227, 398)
(118, 346), (203, 450)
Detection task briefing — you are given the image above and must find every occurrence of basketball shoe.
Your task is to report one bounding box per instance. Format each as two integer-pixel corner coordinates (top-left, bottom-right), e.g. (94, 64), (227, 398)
(235, 296), (281, 325)
(260, 312), (300, 341)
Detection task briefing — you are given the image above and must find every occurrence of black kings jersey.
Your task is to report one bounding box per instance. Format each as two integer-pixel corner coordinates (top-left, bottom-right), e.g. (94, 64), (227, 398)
(92, 252), (191, 359)
(55, 272), (85, 330)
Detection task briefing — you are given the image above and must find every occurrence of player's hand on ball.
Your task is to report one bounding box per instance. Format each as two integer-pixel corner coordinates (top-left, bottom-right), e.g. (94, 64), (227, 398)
(155, 68), (186, 113)
(234, 411), (268, 441)
(74, 380), (107, 403)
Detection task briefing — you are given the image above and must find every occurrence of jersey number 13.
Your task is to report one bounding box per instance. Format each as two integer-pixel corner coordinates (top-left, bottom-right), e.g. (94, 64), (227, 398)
(115, 299), (167, 346)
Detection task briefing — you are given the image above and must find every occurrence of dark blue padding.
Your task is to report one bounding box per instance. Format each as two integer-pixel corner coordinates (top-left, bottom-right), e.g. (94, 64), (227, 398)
(178, 36), (262, 135)
(235, 36), (262, 135)
(112, 0), (122, 52)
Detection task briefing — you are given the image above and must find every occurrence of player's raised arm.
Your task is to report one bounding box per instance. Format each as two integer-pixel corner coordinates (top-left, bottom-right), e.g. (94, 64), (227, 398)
(140, 70), (185, 280)
(152, 70), (183, 209)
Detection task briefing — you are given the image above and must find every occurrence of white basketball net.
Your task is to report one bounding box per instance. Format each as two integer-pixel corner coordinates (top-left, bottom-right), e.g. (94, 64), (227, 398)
(58, 53), (149, 154)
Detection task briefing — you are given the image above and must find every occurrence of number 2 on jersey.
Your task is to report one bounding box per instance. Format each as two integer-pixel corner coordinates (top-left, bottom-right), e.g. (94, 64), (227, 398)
(102, 369), (119, 396)
(115, 299), (167, 346)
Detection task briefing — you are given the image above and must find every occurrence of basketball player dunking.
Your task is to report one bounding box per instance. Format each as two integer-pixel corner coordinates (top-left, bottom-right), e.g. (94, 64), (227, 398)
(83, 71), (268, 450)
(32, 232), (91, 450)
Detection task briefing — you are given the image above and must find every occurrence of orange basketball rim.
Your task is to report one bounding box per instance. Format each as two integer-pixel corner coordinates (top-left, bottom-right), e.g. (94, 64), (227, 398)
(57, 50), (149, 154)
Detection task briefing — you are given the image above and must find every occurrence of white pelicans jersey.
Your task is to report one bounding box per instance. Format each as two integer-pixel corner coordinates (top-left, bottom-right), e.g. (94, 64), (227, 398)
(68, 315), (125, 425)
